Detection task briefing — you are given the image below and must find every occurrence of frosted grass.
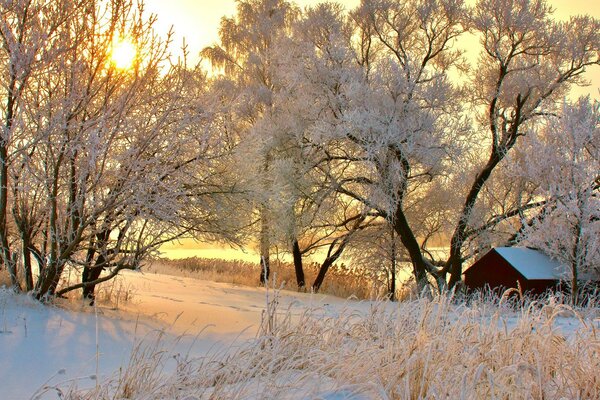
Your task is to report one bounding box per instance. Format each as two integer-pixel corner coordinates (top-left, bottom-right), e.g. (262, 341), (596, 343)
(65, 292), (600, 399)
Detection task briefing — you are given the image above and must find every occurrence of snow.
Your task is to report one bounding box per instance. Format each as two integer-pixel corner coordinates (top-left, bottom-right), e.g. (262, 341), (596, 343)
(0, 270), (598, 399)
(0, 289), (151, 399)
(0, 270), (356, 400)
(494, 247), (567, 280)
(118, 270), (358, 335)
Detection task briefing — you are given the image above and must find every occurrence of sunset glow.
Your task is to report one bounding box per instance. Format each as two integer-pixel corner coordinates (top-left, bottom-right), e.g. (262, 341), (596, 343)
(110, 38), (137, 70)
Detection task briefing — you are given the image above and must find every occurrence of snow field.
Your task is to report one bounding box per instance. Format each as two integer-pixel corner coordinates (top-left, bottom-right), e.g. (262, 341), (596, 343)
(2, 271), (600, 399)
(70, 281), (600, 399)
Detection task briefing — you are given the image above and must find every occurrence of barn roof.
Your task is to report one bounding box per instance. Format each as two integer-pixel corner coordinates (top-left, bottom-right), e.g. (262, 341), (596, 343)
(493, 247), (566, 280)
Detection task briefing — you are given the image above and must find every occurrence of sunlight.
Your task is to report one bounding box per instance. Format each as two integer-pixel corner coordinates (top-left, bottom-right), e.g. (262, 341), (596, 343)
(110, 38), (137, 70)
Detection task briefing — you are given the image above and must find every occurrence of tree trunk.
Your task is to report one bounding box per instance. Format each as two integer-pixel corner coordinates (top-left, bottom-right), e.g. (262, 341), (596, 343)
(35, 261), (59, 300)
(259, 204), (270, 284)
(42, 162), (62, 297)
(389, 225), (396, 301)
(392, 207), (428, 292)
(312, 213), (368, 293)
(447, 152), (502, 288)
(0, 73), (17, 289)
(22, 237), (33, 291)
(571, 217), (583, 305)
(292, 239), (305, 289)
(312, 236), (350, 293)
(312, 257), (335, 293)
(82, 259), (105, 304)
(571, 261), (579, 306)
(0, 135), (18, 290)
(82, 230), (111, 304)
(47, 262), (67, 296)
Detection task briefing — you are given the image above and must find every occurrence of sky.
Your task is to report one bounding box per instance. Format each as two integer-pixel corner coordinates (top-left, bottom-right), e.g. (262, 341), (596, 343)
(143, 0), (599, 97)
(143, 0), (599, 259)
(143, 0), (359, 55)
(143, 0), (600, 56)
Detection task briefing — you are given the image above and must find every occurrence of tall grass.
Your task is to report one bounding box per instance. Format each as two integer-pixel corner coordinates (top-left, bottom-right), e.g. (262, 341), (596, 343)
(64, 292), (600, 399)
(53, 271), (137, 310)
(2, 256), (408, 302)
(147, 257), (405, 300)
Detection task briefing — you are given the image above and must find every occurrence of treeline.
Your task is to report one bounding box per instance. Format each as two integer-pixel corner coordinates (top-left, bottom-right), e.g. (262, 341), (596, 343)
(0, 0), (598, 301)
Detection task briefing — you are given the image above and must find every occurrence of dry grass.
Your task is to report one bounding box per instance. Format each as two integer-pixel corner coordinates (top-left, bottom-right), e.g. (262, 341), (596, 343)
(0, 266), (136, 310)
(146, 257), (408, 301)
(2, 255), (407, 303)
(0, 269), (10, 287)
(92, 276), (137, 309)
(55, 270), (137, 310)
(64, 292), (600, 399)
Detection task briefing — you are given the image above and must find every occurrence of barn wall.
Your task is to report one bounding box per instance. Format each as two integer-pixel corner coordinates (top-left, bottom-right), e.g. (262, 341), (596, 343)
(522, 279), (559, 295)
(464, 251), (521, 291)
(463, 250), (557, 295)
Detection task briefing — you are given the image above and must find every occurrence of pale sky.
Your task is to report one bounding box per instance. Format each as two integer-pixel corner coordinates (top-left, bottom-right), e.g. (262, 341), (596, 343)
(144, 0), (599, 97)
(143, 0), (600, 55)
(143, 0), (356, 54)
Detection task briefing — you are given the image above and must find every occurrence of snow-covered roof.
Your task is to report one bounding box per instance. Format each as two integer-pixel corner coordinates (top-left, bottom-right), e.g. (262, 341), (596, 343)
(494, 247), (566, 280)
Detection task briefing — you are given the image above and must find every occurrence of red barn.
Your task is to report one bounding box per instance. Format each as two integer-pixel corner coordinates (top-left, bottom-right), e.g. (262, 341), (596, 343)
(463, 247), (565, 295)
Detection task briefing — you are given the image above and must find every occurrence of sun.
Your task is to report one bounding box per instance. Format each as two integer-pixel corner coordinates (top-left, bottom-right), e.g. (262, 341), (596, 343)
(111, 38), (137, 70)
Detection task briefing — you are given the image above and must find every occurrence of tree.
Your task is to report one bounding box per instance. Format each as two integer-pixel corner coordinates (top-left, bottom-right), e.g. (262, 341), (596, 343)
(202, 0), (298, 284)
(515, 98), (600, 301)
(0, 0), (239, 301)
(0, 0), (82, 289)
(276, 0), (599, 293)
(258, 2), (376, 291)
(445, 0), (600, 288)
(280, 0), (467, 290)
(22, 0), (196, 300)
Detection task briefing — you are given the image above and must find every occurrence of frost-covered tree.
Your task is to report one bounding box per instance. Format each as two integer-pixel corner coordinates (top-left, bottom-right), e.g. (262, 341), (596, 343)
(202, 0), (298, 284)
(279, 0), (467, 290)
(0, 0), (81, 289)
(445, 0), (600, 288)
(0, 0), (238, 301)
(277, 0), (599, 293)
(515, 98), (600, 301)
(258, 2), (379, 291)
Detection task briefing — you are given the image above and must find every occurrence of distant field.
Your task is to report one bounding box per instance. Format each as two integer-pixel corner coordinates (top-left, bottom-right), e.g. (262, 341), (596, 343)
(146, 257), (414, 301)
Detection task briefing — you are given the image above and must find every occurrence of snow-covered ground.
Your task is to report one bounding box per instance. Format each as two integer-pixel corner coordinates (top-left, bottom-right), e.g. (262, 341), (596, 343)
(0, 270), (354, 399)
(1, 270), (599, 399)
(118, 270), (355, 336)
